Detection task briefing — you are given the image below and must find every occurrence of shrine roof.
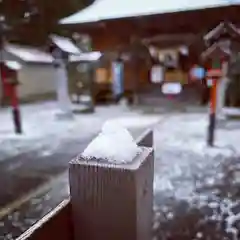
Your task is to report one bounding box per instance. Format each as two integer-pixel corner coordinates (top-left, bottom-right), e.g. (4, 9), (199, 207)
(60, 0), (239, 25)
(2, 44), (53, 63)
(69, 51), (102, 62)
(49, 35), (81, 55)
(4, 61), (22, 71)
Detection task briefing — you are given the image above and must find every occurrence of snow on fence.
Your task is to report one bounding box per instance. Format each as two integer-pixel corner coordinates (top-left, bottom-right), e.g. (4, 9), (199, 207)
(17, 127), (154, 240)
(69, 123), (154, 240)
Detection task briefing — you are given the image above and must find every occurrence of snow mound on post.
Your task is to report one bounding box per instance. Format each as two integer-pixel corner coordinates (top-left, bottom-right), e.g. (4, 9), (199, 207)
(82, 121), (141, 164)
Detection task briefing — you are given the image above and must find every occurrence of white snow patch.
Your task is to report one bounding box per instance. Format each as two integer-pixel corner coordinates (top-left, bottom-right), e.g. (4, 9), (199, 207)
(166, 212), (174, 220)
(82, 121), (141, 163)
(152, 221), (160, 230)
(1, 102), (157, 161)
(153, 113), (240, 237)
(154, 113), (240, 200)
(208, 202), (219, 209)
(196, 232), (203, 239)
(233, 171), (240, 184)
(206, 199), (240, 240)
(226, 212), (240, 227)
(223, 107), (240, 117)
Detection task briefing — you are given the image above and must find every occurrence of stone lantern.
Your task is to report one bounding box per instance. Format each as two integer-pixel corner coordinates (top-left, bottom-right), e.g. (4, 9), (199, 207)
(48, 34), (81, 118)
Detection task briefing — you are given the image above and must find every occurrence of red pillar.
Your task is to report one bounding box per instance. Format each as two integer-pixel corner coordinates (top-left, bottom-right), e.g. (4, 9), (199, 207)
(0, 64), (22, 134)
(207, 68), (221, 146)
(10, 82), (22, 134)
(210, 78), (218, 114)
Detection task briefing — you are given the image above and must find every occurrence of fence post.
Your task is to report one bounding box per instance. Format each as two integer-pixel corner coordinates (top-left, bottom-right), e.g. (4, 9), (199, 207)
(69, 134), (154, 240)
(136, 128), (153, 148)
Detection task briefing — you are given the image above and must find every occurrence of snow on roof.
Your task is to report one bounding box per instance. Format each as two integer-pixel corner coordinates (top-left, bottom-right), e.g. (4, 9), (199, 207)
(4, 61), (22, 70)
(5, 44), (53, 63)
(69, 51), (102, 62)
(82, 121), (141, 164)
(60, 0), (237, 24)
(50, 35), (81, 55)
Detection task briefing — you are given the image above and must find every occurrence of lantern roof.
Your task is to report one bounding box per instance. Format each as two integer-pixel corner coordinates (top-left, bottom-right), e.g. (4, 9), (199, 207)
(201, 42), (231, 60)
(1, 44), (53, 63)
(204, 21), (240, 45)
(4, 61), (22, 70)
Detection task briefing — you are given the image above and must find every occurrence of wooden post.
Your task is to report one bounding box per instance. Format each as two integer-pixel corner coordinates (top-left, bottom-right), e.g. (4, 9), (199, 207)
(11, 84), (22, 134)
(206, 62), (222, 146)
(69, 147), (154, 240)
(207, 77), (218, 146)
(88, 63), (95, 112)
(0, 60), (22, 134)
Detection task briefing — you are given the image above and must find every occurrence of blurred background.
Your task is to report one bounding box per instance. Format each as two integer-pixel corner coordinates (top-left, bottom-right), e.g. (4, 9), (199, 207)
(0, 1), (240, 240)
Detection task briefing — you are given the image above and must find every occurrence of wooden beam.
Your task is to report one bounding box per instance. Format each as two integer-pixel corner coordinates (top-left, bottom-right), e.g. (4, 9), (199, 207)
(201, 42), (230, 61)
(138, 5), (240, 35)
(203, 21), (240, 45)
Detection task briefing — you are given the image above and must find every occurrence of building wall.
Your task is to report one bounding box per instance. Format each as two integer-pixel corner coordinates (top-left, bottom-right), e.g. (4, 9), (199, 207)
(124, 61), (150, 91)
(17, 64), (56, 101)
(91, 33), (151, 93)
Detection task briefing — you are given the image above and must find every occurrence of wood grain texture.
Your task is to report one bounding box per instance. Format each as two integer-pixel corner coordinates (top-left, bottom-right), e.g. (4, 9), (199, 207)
(17, 129), (154, 240)
(69, 147), (154, 240)
(17, 200), (73, 240)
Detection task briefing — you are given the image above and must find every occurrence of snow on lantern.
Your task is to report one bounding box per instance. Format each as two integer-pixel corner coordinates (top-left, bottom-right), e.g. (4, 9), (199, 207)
(4, 61), (22, 85)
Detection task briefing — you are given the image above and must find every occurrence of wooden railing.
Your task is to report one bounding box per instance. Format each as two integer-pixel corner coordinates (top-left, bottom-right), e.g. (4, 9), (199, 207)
(17, 200), (73, 240)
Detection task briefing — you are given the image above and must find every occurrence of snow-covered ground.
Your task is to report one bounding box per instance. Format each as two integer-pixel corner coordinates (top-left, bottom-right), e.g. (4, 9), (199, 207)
(154, 113), (240, 239)
(0, 101), (160, 161)
(223, 107), (240, 117)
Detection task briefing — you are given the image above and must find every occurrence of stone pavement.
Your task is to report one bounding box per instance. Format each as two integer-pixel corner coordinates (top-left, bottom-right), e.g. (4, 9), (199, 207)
(0, 172), (69, 240)
(153, 114), (240, 240)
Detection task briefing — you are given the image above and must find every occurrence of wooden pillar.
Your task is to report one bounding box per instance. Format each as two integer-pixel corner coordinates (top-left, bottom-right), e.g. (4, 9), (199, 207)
(69, 147), (154, 240)
(207, 66), (222, 146)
